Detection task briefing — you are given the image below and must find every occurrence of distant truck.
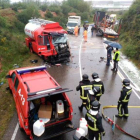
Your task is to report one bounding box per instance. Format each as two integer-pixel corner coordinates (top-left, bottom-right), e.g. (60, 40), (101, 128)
(24, 18), (71, 63)
(66, 16), (81, 34)
(94, 11), (119, 40)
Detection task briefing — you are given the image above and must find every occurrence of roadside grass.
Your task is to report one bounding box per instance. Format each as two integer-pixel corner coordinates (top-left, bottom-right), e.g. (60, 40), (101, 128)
(0, 29), (30, 139)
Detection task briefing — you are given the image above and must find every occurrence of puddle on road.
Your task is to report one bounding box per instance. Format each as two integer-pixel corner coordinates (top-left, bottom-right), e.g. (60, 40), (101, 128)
(120, 54), (140, 89)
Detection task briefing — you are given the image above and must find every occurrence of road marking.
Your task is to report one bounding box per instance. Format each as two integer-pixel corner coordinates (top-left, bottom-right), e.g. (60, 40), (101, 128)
(71, 47), (103, 50)
(79, 39), (84, 80)
(11, 123), (19, 140)
(103, 42), (140, 100)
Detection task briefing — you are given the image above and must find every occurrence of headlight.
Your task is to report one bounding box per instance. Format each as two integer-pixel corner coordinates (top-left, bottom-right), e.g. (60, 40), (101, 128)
(59, 44), (65, 48)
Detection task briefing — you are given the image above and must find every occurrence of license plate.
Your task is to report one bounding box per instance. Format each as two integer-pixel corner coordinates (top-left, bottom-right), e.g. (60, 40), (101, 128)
(108, 35), (115, 38)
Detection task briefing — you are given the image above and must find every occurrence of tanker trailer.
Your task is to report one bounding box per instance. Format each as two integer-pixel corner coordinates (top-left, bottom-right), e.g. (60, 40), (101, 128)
(24, 18), (71, 63)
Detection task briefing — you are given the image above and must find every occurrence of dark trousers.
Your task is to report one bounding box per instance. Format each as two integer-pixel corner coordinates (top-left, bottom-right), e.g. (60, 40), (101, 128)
(88, 129), (102, 140)
(117, 102), (129, 117)
(79, 99), (86, 110)
(113, 60), (118, 71)
(106, 56), (111, 66)
(96, 96), (101, 101)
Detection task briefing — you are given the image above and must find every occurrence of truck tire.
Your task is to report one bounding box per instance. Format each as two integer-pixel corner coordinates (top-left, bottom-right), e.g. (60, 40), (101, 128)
(29, 43), (33, 53)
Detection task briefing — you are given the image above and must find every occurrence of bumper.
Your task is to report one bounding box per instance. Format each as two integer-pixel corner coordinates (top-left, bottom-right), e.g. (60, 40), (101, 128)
(33, 120), (76, 140)
(67, 30), (74, 34)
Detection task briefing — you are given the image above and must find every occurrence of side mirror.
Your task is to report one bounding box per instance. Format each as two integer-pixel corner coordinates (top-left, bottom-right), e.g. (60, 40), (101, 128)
(5, 75), (11, 78)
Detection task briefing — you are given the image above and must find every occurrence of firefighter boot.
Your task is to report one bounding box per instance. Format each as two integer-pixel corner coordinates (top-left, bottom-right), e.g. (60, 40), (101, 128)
(115, 115), (123, 118)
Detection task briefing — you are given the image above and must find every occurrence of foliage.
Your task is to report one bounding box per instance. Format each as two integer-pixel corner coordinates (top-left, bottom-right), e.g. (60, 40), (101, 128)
(40, 5), (47, 12)
(119, 0), (140, 63)
(0, 17), (7, 27)
(45, 11), (53, 18)
(17, 4), (40, 24)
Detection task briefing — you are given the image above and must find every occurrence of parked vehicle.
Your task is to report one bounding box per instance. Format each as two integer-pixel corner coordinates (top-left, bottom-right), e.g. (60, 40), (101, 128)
(94, 11), (120, 40)
(24, 18), (71, 63)
(66, 16), (81, 34)
(6, 65), (75, 140)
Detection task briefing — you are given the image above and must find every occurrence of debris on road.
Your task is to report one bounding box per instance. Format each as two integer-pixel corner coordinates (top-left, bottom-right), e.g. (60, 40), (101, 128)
(13, 64), (19, 68)
(0, 82), (4, 87)
(30, 59), (38, 63)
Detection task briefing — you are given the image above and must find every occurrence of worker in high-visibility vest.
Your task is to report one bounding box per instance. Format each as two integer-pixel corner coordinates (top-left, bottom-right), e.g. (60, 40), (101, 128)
(74, 25), (79, 37)
(111, 48), (120, 72)
(116, 79), (132, 119)
(76, 74), (92, 111)
(85, 100), (105, 140)
(91, 73), (105, 101)
(83, 29), (87, 42)
(86, 86), (101, 111)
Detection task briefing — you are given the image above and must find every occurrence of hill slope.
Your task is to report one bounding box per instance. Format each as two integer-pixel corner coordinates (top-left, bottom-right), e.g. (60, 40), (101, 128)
(119, 0), (140, 67)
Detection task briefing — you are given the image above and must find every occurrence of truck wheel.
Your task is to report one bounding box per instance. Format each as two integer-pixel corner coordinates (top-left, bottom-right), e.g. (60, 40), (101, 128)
(29, 43), (34, 53)
(29, 46), (33, 53)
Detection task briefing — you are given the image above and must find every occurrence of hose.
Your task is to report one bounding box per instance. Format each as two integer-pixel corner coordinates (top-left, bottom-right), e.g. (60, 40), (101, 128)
(102, 105), (140, 140)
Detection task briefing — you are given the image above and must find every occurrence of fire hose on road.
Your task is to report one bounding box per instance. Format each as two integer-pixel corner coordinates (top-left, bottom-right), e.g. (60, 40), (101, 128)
(102, 105), (140, 140)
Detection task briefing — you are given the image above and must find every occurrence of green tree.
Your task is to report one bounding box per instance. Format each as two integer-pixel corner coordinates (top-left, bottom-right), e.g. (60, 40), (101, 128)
(45, 11), (53, 18)
(17, 4), (40, 24)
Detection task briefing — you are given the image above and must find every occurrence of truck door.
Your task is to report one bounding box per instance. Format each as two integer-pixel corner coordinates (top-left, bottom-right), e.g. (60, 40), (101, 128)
(9, 72), (17, 97)
(38, 35), (51, 50)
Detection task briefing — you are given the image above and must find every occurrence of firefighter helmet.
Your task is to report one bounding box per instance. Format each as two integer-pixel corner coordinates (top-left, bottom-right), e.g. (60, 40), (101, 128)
(90, 100), (100, 111)
(93, 86), (100, 95)
(92, 72), (99, 79)
(82, 74), (89, 80)
(123, 79), (130, 86)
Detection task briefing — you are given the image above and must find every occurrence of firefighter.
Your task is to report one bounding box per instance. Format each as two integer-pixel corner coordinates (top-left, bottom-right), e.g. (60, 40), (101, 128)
(85, 100), (105, 140)
(83, 29), (87, 42)
(86, 86), (100, 111)
(111, 48), (120, 72)
(116, 79), (132, 119)
(76, 74), (92, 111)
(74, 25), (79, 37)
(91, 73), (105, 101)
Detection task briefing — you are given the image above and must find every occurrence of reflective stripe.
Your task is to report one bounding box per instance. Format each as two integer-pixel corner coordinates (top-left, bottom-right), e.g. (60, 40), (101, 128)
(124, 114), (129, 117)
(83, 102), (86, 105)
(81, 85), (92, 99)
(94, 85), (102, 96)
(88, 125), (99, 131)
(122, 89), (132, 102)
(86, 94), (90, 110)
(87, 113), (99, 131)
(119, 104), (122, 116)
(80, 96), (87, 99)
(113, 51), (120, 61)
(99, 133), (101, 140)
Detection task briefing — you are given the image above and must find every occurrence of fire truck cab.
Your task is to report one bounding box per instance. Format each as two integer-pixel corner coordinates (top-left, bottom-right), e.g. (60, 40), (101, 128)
(24, 19), (71, 63)
(6, 66), (75, 140)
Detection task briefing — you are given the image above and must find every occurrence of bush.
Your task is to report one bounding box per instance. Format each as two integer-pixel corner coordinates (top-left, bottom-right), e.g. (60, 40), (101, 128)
(17, 5), (40, 24)
(40, 5), (47, 12)
(45, 11), (53, 18)
(0, 17), (7, 28)
(14, 20), (24, 32)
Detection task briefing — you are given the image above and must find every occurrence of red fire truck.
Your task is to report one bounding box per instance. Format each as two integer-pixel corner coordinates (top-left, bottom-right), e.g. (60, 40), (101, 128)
(24, 18), (71, 63)
(6, 65), (75, 140)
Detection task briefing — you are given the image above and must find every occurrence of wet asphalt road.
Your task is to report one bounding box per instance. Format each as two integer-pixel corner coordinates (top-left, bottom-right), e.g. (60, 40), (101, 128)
(2, 27), (140, 140)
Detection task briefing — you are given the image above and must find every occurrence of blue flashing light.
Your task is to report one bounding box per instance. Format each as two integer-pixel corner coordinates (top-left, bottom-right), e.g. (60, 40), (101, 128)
(17, 66), (46, 74)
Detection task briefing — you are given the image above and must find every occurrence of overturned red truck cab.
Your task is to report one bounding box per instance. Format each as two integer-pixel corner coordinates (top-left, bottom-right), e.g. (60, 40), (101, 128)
(6, 66), (75, 140)
(24, 18), (71, 63)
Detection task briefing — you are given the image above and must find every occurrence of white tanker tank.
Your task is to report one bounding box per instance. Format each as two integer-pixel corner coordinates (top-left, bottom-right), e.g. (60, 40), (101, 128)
(24, 19), (55, 40)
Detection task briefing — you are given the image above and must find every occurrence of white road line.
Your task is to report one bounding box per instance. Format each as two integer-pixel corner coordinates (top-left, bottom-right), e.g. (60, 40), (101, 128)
(11, 123), (19, 140)
(103, 41), (140, 100)
(79, 38), (84, 80)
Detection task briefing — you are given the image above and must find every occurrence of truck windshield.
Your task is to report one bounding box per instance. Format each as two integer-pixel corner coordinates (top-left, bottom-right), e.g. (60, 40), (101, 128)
(53, 34), (67, 44)
(67, 23), (77, 27)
